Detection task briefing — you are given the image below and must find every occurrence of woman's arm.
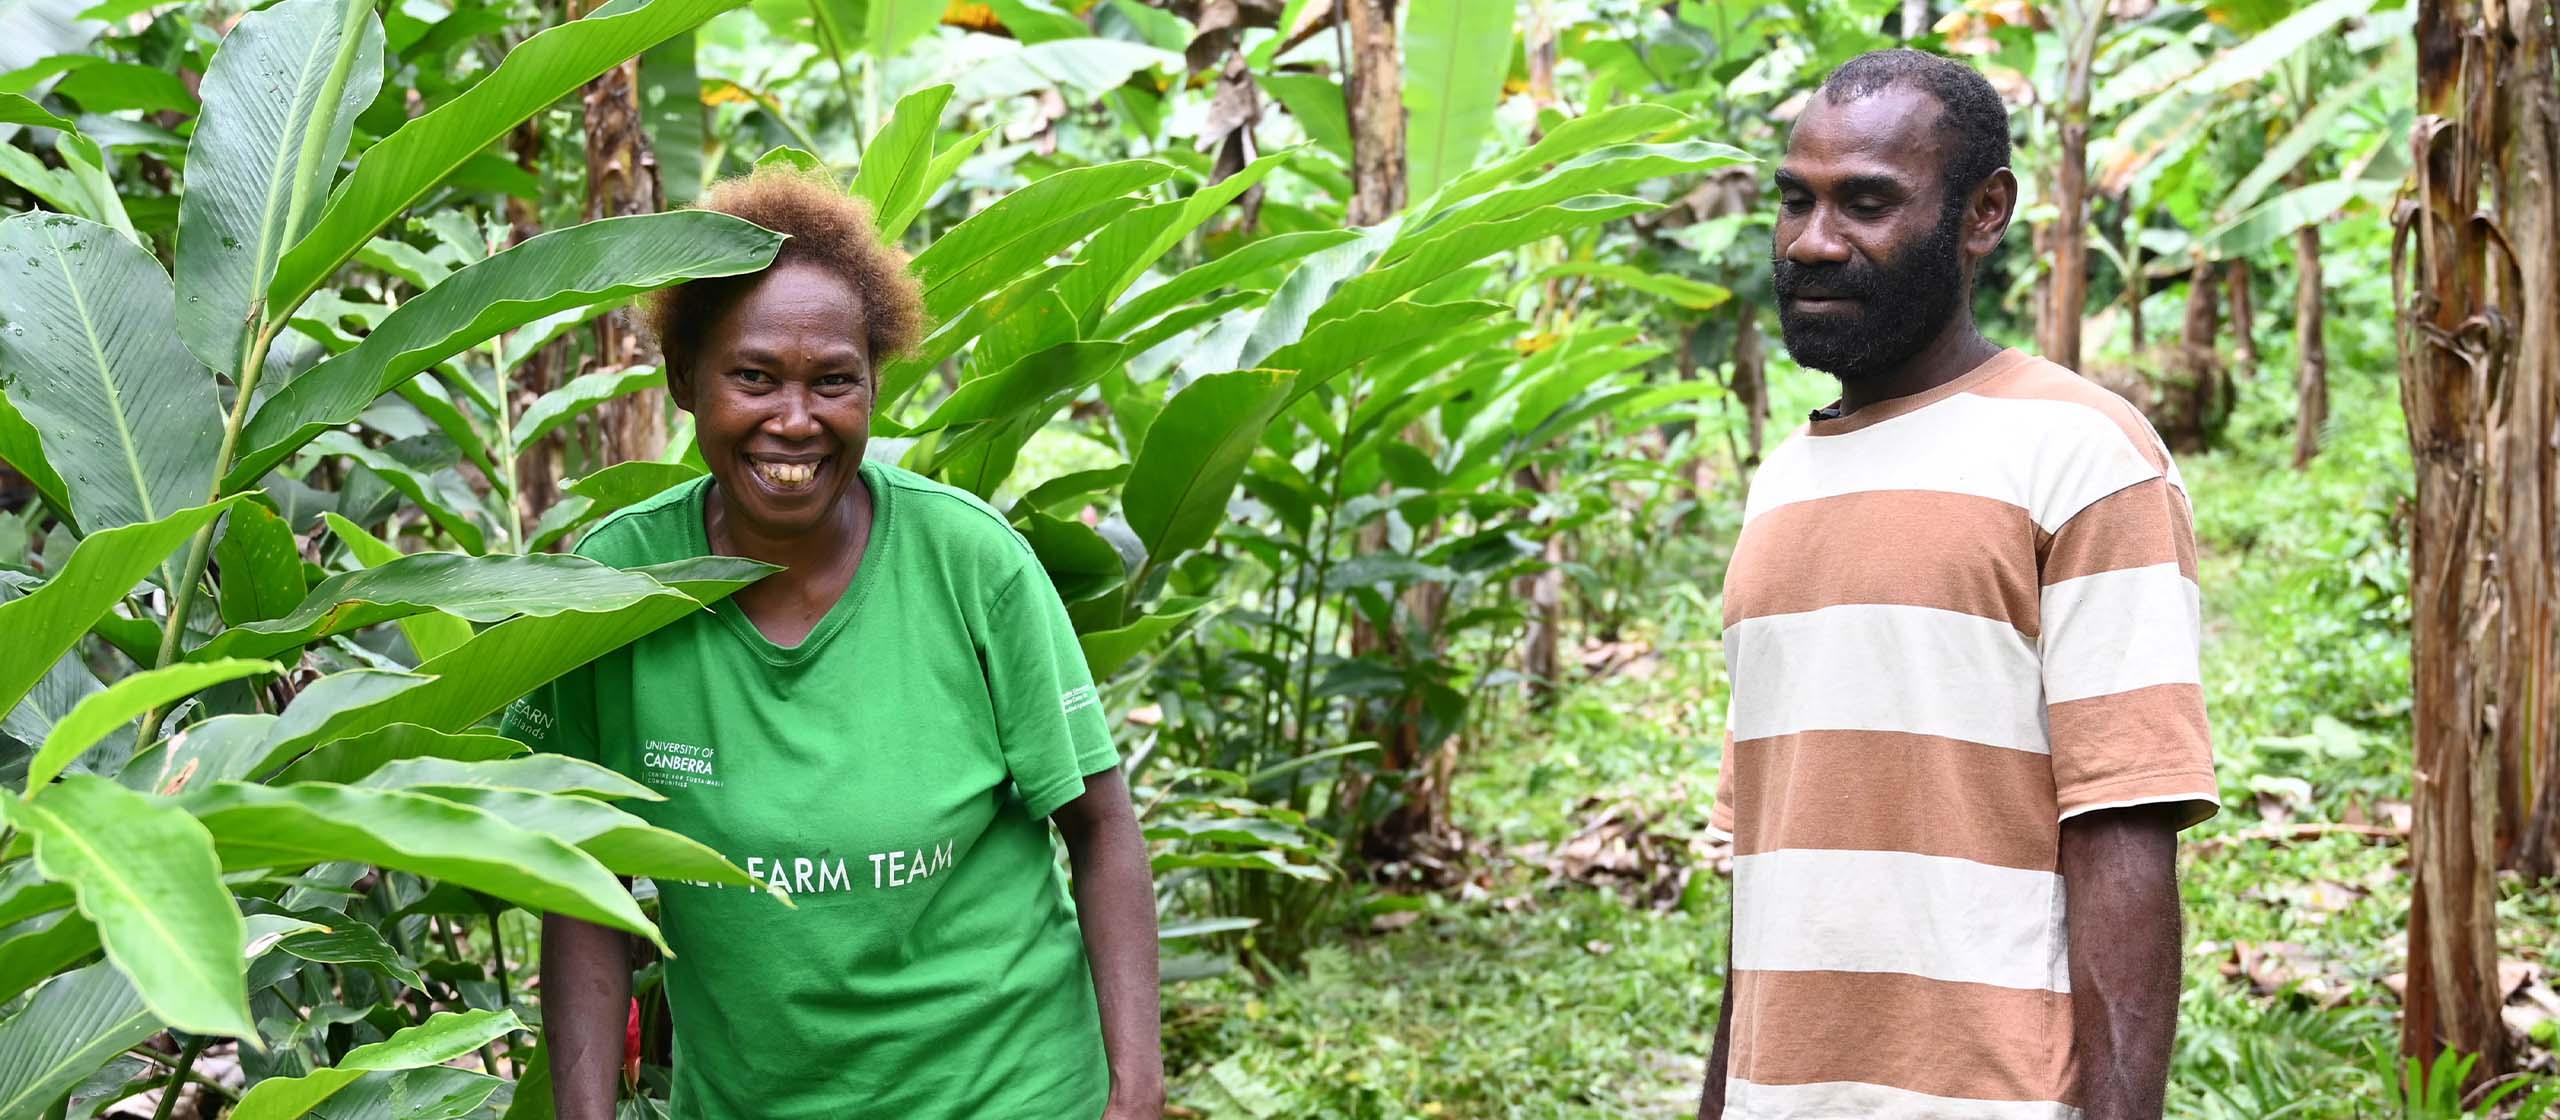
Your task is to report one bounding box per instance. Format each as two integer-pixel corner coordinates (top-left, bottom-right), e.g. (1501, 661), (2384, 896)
(1052, 768), (1164, 1120)
(541, 912), (632, 1120)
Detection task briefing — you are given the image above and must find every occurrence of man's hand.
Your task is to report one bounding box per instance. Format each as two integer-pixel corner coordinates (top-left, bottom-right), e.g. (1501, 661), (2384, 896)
(2061, 803), (2185, 1120)
(1697, 934), (1734, 1119)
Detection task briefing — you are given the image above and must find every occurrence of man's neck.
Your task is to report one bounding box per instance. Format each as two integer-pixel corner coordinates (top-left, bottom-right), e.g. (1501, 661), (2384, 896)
(1832, 321), (2004, 417)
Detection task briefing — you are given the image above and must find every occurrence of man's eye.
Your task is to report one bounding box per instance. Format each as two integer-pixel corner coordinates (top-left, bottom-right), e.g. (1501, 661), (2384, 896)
(734, 369), (771, 385)
(1781, 195), (1813, 213)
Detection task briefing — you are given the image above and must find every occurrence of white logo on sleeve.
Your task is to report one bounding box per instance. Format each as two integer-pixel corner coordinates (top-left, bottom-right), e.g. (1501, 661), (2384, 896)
(1059, 686), (1098, 716)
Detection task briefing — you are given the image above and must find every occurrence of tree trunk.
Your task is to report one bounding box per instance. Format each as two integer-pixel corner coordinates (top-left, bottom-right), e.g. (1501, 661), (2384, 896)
(2170, 254), (2222, 453)
(576, 0), (667, 465)
(2042, 0), (2108, 371)
(2291, 224), (2327, 469)
(1513, 464), (1561, 705)
(2226, 258), (2257, 376)
(2124, 210), (2147, 352)
(1903, 0), (1931, 39)
(506, 121), (568, 537)
(2396, 0), (2557, 1081)
(1342, 0), (1405, 228)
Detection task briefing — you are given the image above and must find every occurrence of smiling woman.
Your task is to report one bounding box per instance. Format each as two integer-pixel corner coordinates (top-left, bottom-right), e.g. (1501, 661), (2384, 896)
(507, 168), (1166, 1120)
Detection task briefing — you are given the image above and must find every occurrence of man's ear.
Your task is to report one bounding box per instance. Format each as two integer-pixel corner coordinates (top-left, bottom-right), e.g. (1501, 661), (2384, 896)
(1966, 167), (2019, 259)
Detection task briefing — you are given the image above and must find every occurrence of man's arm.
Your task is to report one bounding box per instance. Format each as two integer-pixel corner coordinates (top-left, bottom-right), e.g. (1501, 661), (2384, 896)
(541, 912), (632, 1120)
(1697, 934), (1734, 1119)
(1053, 768), (1164, 1120)
(2061, 803), (2184, 1120)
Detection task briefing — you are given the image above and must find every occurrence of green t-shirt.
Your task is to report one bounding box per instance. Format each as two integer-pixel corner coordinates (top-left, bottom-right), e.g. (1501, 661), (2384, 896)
(502, 461), (1118, 1120)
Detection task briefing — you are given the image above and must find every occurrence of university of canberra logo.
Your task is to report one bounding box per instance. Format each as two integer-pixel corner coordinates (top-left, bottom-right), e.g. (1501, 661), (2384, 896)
(642, 739), (720, 789)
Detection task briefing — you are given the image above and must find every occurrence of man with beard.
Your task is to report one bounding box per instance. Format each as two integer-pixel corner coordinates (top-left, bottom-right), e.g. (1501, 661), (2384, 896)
(1694, 50), (2218, 1120)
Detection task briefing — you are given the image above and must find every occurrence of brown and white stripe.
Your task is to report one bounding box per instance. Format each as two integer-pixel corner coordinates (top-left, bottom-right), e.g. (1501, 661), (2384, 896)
(1709, 349), (2217, 1119)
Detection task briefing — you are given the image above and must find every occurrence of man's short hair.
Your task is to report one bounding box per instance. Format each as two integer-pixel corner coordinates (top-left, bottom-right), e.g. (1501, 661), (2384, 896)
(1818, 49), (2013, 206)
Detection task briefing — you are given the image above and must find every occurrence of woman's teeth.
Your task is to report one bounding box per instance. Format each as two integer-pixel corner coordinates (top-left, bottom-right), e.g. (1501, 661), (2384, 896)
(755, 460), (818, 488)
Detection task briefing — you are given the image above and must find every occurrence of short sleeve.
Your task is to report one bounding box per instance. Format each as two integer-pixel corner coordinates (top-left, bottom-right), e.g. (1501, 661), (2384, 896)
(986, 558), (1119, 820)
(2040, 476), (2218, 828)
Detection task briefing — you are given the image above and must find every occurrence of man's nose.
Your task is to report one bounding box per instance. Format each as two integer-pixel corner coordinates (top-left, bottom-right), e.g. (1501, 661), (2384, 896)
(1784, 207), (1852, 266)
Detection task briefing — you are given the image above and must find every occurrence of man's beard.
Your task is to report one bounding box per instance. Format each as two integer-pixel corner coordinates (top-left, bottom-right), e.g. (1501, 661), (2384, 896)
(1771, 201), (1969, 383)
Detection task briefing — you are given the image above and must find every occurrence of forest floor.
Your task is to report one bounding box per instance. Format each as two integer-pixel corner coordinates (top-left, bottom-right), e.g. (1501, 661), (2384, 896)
(1160, 372), (2560, 1119)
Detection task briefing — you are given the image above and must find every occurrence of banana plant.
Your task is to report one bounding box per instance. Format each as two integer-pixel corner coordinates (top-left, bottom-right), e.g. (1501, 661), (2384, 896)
(0, 0), (798, 1109)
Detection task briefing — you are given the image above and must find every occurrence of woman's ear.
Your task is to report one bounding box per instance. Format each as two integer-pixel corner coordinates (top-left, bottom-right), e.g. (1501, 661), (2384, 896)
(666, 360), (696, 413)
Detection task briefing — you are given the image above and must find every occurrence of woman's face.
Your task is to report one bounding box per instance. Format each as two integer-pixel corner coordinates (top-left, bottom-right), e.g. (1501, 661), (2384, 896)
(674, 261), (875, 540)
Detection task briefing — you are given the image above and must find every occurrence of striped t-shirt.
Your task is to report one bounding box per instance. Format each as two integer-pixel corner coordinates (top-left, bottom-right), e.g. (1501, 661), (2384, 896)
(1708, 347), (2218, 1120)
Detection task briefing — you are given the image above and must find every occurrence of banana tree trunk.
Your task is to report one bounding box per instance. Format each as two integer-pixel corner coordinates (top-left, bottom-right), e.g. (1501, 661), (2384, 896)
(2043, 0), (2109, 371)
(2171, 253), (2223, 453)
(2396, 0), (2558, 1081)
(1734, 300), (1767, 467)
(506, 120), (567, 535)
(576, 0), (667, 465)
(2292, 224), (2327, 468)
(1343, 0), (1405, 227)
(1903, 0), (1931, 38)
(2226, 258), (2257, 376)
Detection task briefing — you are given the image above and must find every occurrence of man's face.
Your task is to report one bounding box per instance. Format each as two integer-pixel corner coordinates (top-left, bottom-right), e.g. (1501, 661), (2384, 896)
(1771, 87), (1971, 383)
(672, 262), (877, 540)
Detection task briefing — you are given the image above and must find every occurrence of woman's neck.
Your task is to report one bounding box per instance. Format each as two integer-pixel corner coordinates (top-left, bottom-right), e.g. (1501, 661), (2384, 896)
(703, 474), (873, 571)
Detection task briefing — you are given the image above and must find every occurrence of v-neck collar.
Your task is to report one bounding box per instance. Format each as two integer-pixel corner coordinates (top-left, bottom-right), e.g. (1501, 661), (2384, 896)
(687, 459), (894, 667)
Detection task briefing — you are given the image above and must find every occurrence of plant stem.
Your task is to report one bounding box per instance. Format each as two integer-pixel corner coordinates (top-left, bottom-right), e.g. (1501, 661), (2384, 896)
(806, 0), (864, 159)
(487, 908), (521, 1077)
(149, 1034), (204, 1120)
(136, 317), (285, 746)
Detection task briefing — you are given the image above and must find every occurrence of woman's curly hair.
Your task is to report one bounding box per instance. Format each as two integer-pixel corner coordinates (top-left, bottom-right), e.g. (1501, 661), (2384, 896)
(645, 168), (926, 383)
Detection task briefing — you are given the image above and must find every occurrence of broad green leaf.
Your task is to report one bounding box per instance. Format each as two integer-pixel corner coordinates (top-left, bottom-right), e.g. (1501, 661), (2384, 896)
(0, 92), (71, 130)
(185, 781), (664, 945)
(1401, 0), (1512, 202)
(2216, 58), (2396, 220)
(231, 1008), (521, 1120)
(308, 432), (488, 554)
(413, 787), (762, 887)
(639, 32), (704, 204)
(24, 659), (280, 792)
(117, 713), (272, 797)
(0, 910), (99, 1006)
(0, 498), (239, 715)
(1124, 369), (1294, 566)
(361, 754), (657, 801)
(1257, 73), (1351, 164)
(1235, 226), (1395, 369)
(268, 723), (525, 786)
(0, 212), (220, 534)
(394, 376), (502, 487)
(1096, 229), (1359, 338)
(254, 669), (440, 773)
(9, 776), (253, 1038)
(516, 365), (667, 450)
(912, 341), (1130, 435)
(215, 499), (309, 626)
(235, 212), (783, 490)
(0, 961), (160, 1120)
(1015, 465), (1130, 517)
(249, 558), (769, 743)
(863, 0), (943, 57)
(321, 513), (472, 661)
(524, 461), (705, 551)
(1063, 149), (1291, 324)
(1531, 262), (1731, 309)
(267, 0), (747, 316)
(1430, 102), (1691, 212)
(1019, 511), (1123, 603)
(878, 264), (1069, 411)
(987, 0), (1086, 41)
(850, 84), (954, 227)
(1401, 140), (1746, 251)
(50, 61), (190, 113)
(1078, 598), (1207, 677)
(2202, 179), (2378, 259)
(875, 125), (992, 243)
(907, 160), (1174, 321)
(175, 0), (385, 376)
(2179, 0), (2380, 95)
(309, 1065), (500, 1120)
(1341, 200), (1667, 321)
(194, 551), (680, 663)
(1122, 290), (1267, 359)
(1268, 301), (1506, 409)
(954, 36), (1178, 102)
(274, 917), (424, 992)
(0, 389), (72, 523)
